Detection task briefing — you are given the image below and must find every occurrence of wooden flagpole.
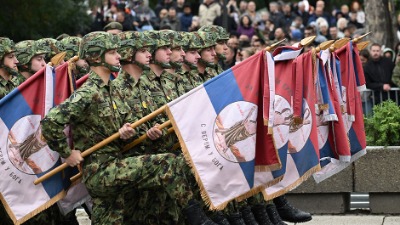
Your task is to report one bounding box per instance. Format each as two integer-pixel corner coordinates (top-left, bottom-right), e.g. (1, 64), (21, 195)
(34, 105), (167, 185)
(122, 120), (172, 153)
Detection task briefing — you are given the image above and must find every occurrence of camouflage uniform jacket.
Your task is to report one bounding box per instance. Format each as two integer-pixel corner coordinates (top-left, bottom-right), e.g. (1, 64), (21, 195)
(0, 75), (21, 99)
(41, 71), (137, 183)
(216, 62), (224, 75)
(177, 68), (204, 95)
(203, 66), (218, 82)
(113, 70), (153, 155)
(135, 69), (182, 153)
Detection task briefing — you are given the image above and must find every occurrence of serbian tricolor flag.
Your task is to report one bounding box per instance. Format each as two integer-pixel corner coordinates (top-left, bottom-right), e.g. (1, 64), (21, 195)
(264, 50), (321, 200)
(267, 46), (303, 183)
(0, 64), (76, 224)
(313, 50), (352, 183)
(335, 42), (367, 161)
(166, 51), (278, 210)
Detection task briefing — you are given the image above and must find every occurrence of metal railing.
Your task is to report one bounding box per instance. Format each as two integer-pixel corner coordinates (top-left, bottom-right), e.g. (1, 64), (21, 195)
(360, 88), (400, 116)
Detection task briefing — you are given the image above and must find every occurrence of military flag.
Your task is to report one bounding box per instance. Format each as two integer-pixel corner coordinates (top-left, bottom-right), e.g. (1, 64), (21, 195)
(263, 50), (321, 200)
(0, 64), (75, 224)
(166, 51), (279, 210)
(313, 50), (352, 182)
(314, 42), (367, 182)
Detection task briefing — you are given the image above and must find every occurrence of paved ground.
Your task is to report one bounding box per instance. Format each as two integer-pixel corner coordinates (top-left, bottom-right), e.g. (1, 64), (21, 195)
(76, 209), (400, 225)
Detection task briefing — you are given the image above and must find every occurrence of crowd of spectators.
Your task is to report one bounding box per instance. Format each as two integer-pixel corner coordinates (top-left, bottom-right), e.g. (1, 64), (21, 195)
(89, 0), (400, 114)
(89, 0), (370, 56)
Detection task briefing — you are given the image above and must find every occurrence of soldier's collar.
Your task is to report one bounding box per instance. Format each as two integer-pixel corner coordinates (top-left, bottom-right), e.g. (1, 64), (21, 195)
(147, 70), (158, 81)
(0, 76), (8, 86)
(89, 71), (107, 88)
(0, 75), (17, 86)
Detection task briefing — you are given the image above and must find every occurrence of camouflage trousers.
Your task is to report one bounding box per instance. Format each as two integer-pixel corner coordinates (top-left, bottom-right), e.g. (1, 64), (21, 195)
(84, 153), (194, 225)
(128, 155), (196, 225)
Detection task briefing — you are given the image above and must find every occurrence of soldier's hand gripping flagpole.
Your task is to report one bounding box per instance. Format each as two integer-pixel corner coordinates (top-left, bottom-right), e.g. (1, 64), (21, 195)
(122, 120), (173, 152)
(69, 122), (176, 183)
(34, 105), (167, 185)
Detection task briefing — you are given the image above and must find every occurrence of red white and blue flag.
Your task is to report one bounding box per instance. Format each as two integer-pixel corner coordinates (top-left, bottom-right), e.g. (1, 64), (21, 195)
(264, 50), (321, 200)
(313, 50), (352, 182)
(0, 64), (76, 224)
(166, 51), (279, 210)
(336, 42), (367, 161)
(313, 42), (367, 182)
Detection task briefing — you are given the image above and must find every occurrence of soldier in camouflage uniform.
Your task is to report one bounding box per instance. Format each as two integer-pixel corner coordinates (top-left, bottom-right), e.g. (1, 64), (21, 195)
(114, 30), (156, 158)
(59, 36), (89, 79)
(41, 31), (214, 225)
(177, 32), (204, 95)
(123, 30), (191, 225)
(137, 30), (185, 154)
(196, 31), (219, 82)
(15, 40), (48, 80)
(165, 31), (187, 78)
(114, 30), (180, 225)
(0, 37), (21, 100)
(199, 25), (229, 74)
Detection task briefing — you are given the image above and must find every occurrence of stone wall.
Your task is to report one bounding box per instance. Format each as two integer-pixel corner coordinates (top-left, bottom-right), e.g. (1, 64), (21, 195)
(283, 147), (400, 214)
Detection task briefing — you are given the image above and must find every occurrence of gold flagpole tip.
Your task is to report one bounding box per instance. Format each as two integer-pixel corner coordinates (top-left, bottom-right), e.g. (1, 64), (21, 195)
(69, 55), (80, 63)
(299, 36), (316, 47)
(329, 38), (350, 52)
(357, 41), (370, 51)
(315, 40), (335, 52)
(265, 38), (286, 52)
(51, 51), (67, 66)
(353, 31), (372, 43)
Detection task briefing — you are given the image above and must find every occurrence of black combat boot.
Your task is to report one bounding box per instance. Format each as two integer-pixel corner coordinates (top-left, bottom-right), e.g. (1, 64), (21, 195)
(227, 212), (247, 225)
(273, 195), (312, 223)
(211, 211), (231, 225)
(183, 200), (219, 225)
(265, 204), (287, 225)
(240, 206), (259, 225)
(251, 204), (274, 225)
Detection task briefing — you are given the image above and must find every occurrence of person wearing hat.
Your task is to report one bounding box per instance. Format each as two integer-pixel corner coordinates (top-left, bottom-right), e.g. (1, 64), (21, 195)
(103, 21), (123, 35)
(165, 31), (187, 82)
(0, 37), (21, 100)
(124, 30), (194, 225)
(178, 31), (203, 94)
(196, 30), (219, 82)
(114, 30), (175, 224)
(15, 40), (49, 80)
(199, 25), (230, 74)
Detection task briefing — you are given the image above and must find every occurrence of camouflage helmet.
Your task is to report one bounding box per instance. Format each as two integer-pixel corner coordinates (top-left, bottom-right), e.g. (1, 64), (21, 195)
(60, 36), (81, 60)
(118, 31), (156, 63)
(196, 31), (218, 49)
(0, 37), (16, 60)
(171, 31), (188, 49)
(34, 38), (53, 58)
(184, 32), (205, 50)
(78, 31), (120, 63)
(15, 40), (37, 66)
(147, 30), (174, 49)
(36, 38), (62, 59)
(199, 25), (229, 41)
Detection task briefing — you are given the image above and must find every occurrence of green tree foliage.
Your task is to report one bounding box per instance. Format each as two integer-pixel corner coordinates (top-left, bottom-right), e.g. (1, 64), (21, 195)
(365, 101), (400, 146)
(0, 0), (91, 42)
